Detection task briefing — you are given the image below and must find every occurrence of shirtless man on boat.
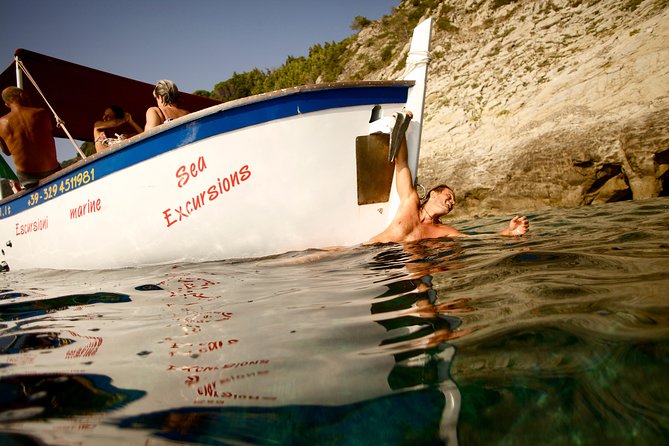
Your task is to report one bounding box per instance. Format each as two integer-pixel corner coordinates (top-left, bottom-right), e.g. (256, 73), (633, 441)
(367, 111), (529, 244)
(0, 87), (60, 188)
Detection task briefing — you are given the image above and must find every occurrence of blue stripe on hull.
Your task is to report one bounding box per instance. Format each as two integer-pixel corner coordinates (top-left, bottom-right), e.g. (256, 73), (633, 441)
(0, 85), (409, 219)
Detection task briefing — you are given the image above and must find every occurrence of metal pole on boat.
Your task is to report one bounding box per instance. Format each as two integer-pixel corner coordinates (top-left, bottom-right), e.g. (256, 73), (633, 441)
(14, 56), (23, 88)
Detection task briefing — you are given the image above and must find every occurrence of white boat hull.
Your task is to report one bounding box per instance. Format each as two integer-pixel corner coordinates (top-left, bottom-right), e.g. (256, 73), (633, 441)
(2, 102), (409, 270)
(0, 19), (433, 270)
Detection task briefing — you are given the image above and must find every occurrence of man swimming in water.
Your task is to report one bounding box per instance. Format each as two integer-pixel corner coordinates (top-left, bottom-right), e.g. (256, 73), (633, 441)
(367, 111), (529, 244)
(260, 111), (529, 267)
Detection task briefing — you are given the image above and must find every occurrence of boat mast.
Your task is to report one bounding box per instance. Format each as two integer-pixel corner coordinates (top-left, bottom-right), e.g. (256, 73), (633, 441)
(14, 56), (23, 88)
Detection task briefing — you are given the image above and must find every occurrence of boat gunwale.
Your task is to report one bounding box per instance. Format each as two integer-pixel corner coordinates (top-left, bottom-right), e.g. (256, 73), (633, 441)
(0, 80), (414, 208)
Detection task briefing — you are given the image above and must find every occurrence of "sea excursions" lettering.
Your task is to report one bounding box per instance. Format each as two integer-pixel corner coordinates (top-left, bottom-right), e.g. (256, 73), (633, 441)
(162, 164), (251, 228)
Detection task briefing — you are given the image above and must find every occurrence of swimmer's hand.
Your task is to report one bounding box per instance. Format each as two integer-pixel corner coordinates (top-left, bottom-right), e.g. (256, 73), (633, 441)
(500, 216), (529, 236)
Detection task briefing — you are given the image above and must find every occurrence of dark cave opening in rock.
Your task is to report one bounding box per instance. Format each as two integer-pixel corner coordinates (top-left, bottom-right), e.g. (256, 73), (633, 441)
(655, 149), (669, 197)
(659, 171), (669, 197)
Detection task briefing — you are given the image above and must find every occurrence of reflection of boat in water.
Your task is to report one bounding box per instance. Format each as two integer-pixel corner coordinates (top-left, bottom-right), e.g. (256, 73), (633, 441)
(0, 250), (462, 444)
(0, 19), (432, 271)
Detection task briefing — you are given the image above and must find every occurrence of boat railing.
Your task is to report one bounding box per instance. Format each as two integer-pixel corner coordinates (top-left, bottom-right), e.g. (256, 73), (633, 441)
(0, 80), (415, 206)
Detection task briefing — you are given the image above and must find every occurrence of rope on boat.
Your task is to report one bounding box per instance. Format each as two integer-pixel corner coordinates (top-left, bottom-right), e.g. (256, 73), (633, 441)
(403, 50), (431, 77)
(15, 57), (87, 160)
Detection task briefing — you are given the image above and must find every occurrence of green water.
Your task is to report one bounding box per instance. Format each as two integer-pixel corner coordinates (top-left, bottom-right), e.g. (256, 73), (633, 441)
(1, 198), (668, 445)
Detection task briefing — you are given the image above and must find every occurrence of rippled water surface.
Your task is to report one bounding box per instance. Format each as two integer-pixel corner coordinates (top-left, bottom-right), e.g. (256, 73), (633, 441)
(1, 198), (668, 445)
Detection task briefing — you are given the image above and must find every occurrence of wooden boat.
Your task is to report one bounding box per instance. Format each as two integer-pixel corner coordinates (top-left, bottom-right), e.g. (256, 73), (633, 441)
(0, 19), (432, 270)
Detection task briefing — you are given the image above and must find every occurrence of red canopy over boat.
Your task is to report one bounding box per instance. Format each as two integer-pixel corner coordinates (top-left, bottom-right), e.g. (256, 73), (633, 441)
(0, 49), (221, 142)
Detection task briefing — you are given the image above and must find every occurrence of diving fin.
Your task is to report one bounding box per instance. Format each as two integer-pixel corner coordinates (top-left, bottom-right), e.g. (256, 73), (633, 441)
(388, 110), (412, 162)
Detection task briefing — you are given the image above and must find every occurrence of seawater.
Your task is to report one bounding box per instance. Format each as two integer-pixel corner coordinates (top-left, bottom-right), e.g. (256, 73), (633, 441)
(0, 198), (668, 445)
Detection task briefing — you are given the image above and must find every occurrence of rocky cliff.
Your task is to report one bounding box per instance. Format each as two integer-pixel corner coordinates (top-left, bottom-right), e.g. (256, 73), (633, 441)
(348, 0), (669, 218)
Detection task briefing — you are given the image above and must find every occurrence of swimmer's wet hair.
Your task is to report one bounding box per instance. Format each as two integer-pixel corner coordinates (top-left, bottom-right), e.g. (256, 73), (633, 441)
(420, 184), (453, 206)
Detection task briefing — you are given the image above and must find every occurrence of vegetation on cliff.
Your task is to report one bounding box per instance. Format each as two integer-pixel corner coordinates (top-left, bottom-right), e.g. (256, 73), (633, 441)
(194, 0), (444, 101)
(196, 0), (669, 216)
(193, 39), (352, 101)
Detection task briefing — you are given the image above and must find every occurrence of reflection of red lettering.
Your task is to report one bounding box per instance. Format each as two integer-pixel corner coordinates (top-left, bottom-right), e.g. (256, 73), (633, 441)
(169, 339), (238, 357)
(169, 365), (221, 372)
(7, 355), (35, 365)
(65, 330), (103, 359)
(217, 392), (276, 401)
(160, 277), (220, 300)
(192, 377), (276, 403)
(197, 382), (218, 397)
(184, 311), (233, 323)
(219, 370), (269, 386)
(223, 359), (268, 369)
(186, 375), (200, 386)
(168, 360), (270, 373)
(61, 422), (97, 432)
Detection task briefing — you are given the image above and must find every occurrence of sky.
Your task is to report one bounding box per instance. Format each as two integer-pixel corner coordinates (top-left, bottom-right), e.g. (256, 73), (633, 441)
(0, 0), (399, 162)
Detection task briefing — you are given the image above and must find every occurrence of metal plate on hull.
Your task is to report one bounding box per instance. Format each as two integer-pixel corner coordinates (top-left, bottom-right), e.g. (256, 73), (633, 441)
(355, 134), (394, 205)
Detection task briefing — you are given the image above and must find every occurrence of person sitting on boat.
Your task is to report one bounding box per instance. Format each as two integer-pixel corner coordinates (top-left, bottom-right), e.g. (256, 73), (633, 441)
(0, 87), (60, 189)
(93, 105), (143, 152)
(145, 79), (189, 131)
(367, 111), (529, 244)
